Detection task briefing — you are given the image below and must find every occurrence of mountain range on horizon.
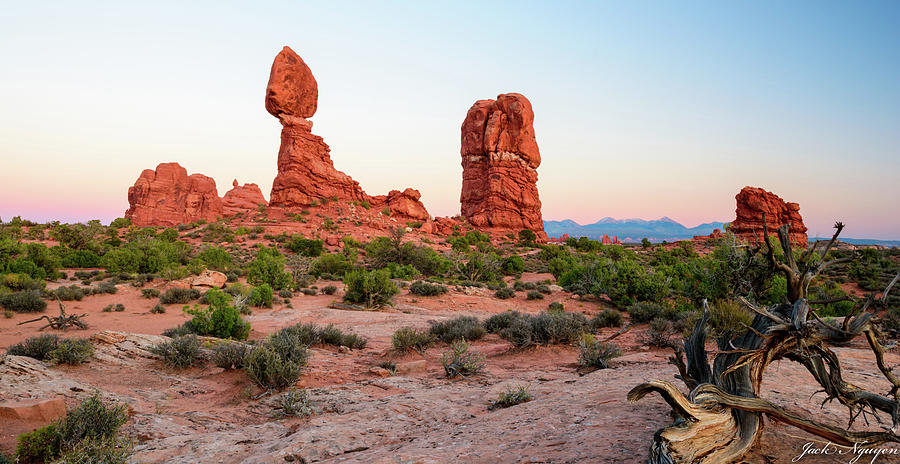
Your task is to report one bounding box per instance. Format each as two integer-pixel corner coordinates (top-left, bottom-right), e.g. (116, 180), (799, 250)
(544, 217), (900, 247)
(543, 217), (727, 243)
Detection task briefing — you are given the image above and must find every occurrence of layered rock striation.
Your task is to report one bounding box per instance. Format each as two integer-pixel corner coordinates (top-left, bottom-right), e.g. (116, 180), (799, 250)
(222, 180), (267, 215)
(125, 163), (224, 227)
(730, 186), (808, 246)
(460, 93), (546, 240)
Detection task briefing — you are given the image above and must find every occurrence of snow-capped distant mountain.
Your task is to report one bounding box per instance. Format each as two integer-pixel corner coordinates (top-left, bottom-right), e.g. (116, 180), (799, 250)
(543, 218), (727, 242)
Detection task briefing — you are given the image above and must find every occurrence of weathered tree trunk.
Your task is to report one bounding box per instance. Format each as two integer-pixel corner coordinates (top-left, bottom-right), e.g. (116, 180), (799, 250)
(629, 221), (900, 463)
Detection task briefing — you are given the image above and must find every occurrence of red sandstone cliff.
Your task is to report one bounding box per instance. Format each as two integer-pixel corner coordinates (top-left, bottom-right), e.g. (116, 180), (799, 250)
(730, 186), (808, 246)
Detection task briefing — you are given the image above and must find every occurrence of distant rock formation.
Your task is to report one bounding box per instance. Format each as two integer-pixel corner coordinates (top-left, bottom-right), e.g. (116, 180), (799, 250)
(265, 46), (430, 225)
(600, 235), (622, 245)
(370, 188), (430, 223)
(692, 228), (725, 242)
(730, 186), (808, 246)
(222, 180), (267, 215)
(460, 93), (546, 240)
(125, 162), (224, 227)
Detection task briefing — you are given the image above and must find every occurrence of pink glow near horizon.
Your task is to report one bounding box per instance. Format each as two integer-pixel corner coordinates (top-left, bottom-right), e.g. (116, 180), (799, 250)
(0, 2), (898, 240)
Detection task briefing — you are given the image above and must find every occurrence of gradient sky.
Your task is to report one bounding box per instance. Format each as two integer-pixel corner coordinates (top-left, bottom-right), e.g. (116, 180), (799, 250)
(1, 1), (898, 239)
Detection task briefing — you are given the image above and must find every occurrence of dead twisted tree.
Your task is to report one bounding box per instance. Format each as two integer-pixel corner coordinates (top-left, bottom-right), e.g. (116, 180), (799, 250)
(18, 298), (88, 331)
(628, 220), (900, 463)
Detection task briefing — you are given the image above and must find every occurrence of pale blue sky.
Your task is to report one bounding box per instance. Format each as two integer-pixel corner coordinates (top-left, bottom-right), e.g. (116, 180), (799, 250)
(1, 1), (898, 238)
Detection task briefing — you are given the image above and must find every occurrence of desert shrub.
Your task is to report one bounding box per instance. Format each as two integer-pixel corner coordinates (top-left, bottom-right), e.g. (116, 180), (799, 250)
(501, 255), (525, 276)
(52, 436), (132, 464)
(514, 281), (536, 291)
(141, 288), (161, 299)
(18, 393), (130, 462)
(626, 302), (668, 324)
(99, 238), (189, 274)
(322, 285), (337, 295)
(197, 246), (232, 271)
(518, 229), (537, 244)
(61, 249), (101, 268)
(95, 281), (118, 294)
(102, 303), (125, 313)
(244, 343), (303, 390)
(278, 289), (293, 298)
(578, 333), (621, 369)
(494, 287), (515, 300)
(161, 324), (194, 338)
(342, 269), (399, 308)
(273, 323), (320, 348)
(409, 280), (448, 297)
(149, 304), (165, 314)
(309, 253), (356, 278)
(53, 285), (85, 301)
(484, 311), (522, 334)
(531, 311), (587, 345)
(488, 385), (532, 410)
(708, 299), (754, 338)
(391, 327), (435, 352)
(276, 389), (312, 417)
(249, 284), (274, 308)
(591, 309), (624, 329)
(212, 341), (249, 370)
(16, 424), (61, 464)
(441, 340), (485, 377)
(299, 288), (316, 296)
(499, 311), (587, 348)
(56, 393), (128, 450)
(0, 291), (46, 313)
(182, 292), (250, 340)
(365, 234), (451, 277)
(642, 318), (674, 348)
(316, 324), (368, 349)
(526, 290), (544, 300)
(286, 236), (324, 257)
(386, 262), (420, 280)
(159, 287), (200, 304)
(454, 252), (501, 282)
(1, 272), (44, 291)
(50, 338), (93, 365)
(537, 284), (551, 294)
(226, 271), (239, 282)
(7, 334), (59, 360)
(246, 247), (292, 290)
(547, 302), (565, 313)
(151, 335), (203, 368)
(429, 316), (486, 343)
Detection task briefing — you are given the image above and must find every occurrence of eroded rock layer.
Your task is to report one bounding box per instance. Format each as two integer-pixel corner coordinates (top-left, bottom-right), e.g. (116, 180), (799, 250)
(222, 180), (267, 215)
(460, 93), (545, 239)
(731, 186), (808, 246)
(125, 162), (224, 227)
(265, 46), (426, 220)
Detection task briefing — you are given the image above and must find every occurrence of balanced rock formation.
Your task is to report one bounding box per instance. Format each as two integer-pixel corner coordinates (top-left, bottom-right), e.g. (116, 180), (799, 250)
(266, 46), (369, 207)
(125, 162), (224, 227)
(222, 179), (267, 215)
(460, 93), (546, 240)
(265, 46), (432, 227)
(730, 186), (808, 246)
